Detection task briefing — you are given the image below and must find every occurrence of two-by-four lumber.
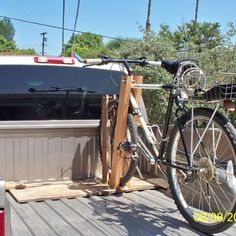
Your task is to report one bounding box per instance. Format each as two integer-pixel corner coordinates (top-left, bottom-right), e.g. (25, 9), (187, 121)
(101, 95), (109, 184)
(123, 76), (143, 185)
(132, 75), (143, 106)
(109, 76), (132, 189)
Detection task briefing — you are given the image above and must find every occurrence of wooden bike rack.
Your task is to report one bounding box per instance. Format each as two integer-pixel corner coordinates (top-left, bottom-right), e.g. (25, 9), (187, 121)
(101, 75), (143, 189)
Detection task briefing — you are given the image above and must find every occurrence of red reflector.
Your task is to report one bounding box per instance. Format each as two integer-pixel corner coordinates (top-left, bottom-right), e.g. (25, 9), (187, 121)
(34, 56), (75, 65)
(0, 210), (4, 236)
(223, 100), (235, 112)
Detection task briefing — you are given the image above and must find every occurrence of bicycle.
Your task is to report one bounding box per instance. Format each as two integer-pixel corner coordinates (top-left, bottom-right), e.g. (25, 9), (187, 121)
(81, 56), (236, 234)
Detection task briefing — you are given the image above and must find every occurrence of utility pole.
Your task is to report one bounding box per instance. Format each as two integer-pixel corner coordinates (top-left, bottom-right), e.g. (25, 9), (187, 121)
(194, 0), (200, 23)
(40, 32), (47, 55)
(62, 0), (66, 54)
(145, 0), (152, 31)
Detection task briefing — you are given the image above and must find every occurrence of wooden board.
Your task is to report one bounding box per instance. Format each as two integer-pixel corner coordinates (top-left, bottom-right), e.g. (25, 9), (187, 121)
(101, 95), (109, 184)
(8, 177), (168, 203)
(110, 76), (132, 188)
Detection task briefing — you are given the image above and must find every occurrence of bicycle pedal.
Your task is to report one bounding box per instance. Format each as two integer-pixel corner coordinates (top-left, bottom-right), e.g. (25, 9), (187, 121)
(120, 141), (137, 152)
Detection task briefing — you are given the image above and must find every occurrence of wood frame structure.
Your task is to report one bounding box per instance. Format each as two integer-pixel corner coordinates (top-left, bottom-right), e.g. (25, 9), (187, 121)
(101, 75), (143, 189)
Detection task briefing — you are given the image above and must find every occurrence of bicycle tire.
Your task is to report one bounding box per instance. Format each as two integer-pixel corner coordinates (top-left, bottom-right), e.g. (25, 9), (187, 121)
(99, 100), (139, 186)
(120, 113), (140, 186)
(167, 107), (236, 234)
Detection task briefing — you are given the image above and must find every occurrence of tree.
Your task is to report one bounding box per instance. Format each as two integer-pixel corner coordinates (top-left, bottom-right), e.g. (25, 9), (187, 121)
(114, 30), (176, 123)
(63, 32), (104, 58)
(0, 35), (16, 54)
(14, 48), (36, 55)
(173, 21), (224, 52)
(111, 22), (236, 124)
(159, 21), (224, 52)
(0, 18), (15, 41)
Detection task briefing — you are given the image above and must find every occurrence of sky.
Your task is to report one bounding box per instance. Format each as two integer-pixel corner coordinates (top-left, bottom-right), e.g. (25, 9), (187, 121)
(1, 0), (236, 55)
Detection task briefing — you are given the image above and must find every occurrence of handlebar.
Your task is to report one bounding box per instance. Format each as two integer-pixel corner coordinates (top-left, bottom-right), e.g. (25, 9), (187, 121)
(84, 58), (162, 67)
(81, 56), (199, 77)
(83, 57), (162, 76)
(84, 58), (103, 65)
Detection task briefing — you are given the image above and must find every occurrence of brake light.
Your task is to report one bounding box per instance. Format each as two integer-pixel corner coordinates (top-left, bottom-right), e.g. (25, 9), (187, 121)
(34, 56), (75, 65)
(0, 210), (4, 236)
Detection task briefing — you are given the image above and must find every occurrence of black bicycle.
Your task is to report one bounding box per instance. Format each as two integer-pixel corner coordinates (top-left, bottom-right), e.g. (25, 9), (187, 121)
(82, 56), (236, 234)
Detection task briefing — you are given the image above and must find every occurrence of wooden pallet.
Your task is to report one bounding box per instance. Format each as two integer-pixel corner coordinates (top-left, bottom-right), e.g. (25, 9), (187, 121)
(8, 177), (168, 203)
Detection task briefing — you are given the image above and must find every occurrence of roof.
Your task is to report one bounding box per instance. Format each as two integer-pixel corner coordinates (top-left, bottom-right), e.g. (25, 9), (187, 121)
(8, 190), (235, 236)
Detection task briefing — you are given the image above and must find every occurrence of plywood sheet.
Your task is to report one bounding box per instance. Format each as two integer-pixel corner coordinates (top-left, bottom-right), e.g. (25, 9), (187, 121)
(9, 177), (168, 203)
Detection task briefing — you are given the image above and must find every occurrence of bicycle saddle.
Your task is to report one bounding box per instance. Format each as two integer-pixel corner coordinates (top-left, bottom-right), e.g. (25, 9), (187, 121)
(161, 60), (179, 75)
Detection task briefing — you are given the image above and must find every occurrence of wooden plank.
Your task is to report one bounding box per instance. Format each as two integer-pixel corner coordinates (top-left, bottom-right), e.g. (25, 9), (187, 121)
(8, 195), (57, 236)
(101, 95), (109, 184)
(102, 194), (160, 236)
(132, 75), (143, 106)
(29, 201), (81, 236)
(117, 177), (168, 192)
(68, 198), (127, 235)
(110, 76), (132, 189)
(9, 180), (107, 203)
(131, 75), (143, 127)
(8, 177), (167, 203)
(10, 207), (33, 236)
(62, 198), (119, 236)
(8, 191), (236, 236)
(45, 200), (101, 236)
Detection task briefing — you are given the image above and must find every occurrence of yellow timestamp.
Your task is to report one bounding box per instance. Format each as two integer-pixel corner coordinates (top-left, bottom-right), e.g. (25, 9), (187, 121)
(194, 212), (236, 223)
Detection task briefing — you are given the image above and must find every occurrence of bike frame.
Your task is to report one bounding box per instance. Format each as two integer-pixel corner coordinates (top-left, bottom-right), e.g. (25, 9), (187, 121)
(131, 82), (199, 172)
(84, 56), (221, 173)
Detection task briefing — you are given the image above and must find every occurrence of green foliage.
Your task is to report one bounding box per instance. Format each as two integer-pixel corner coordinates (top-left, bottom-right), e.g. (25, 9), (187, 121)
(108, 21), (236, 125)
(0, 35), (36, 55)
(14, 48), (36, 55)
(0, 18), (35, 55)
(0, 35), (16, 53)
(105, 38), (123, 50)
(159, 21), (225, 52)
(63, 32), (105, 58)
(112, 30), (176, 123)
(0, 18), (15, 41)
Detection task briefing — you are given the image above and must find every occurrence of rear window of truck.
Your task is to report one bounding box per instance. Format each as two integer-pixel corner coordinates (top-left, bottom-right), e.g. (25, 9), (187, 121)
(0, 65), (123, 120)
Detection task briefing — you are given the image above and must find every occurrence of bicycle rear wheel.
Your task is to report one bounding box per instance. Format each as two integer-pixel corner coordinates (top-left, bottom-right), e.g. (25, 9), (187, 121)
(167, 108), (236, 234)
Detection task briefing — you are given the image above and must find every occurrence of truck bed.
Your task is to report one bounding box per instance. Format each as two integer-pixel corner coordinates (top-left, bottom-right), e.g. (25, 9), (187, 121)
(8, 189), (235, 236)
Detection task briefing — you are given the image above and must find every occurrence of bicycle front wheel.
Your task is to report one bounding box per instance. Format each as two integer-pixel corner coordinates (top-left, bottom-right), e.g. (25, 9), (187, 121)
(99, 99), (140, 187)
(167, 108), (236, 234)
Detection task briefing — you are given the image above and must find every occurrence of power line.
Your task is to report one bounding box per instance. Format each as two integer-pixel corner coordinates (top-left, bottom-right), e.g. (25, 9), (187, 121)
(0, 15), (125, 41)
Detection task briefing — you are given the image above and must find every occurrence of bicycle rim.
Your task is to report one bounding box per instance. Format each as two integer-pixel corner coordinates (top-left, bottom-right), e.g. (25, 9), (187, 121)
(167, 108), (236, 234)
(103, 100), (139, 186)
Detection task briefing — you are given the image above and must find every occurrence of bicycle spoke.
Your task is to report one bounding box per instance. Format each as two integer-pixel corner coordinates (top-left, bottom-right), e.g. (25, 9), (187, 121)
(196, 177), (213, 212)
(168, 108), (236, 233)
